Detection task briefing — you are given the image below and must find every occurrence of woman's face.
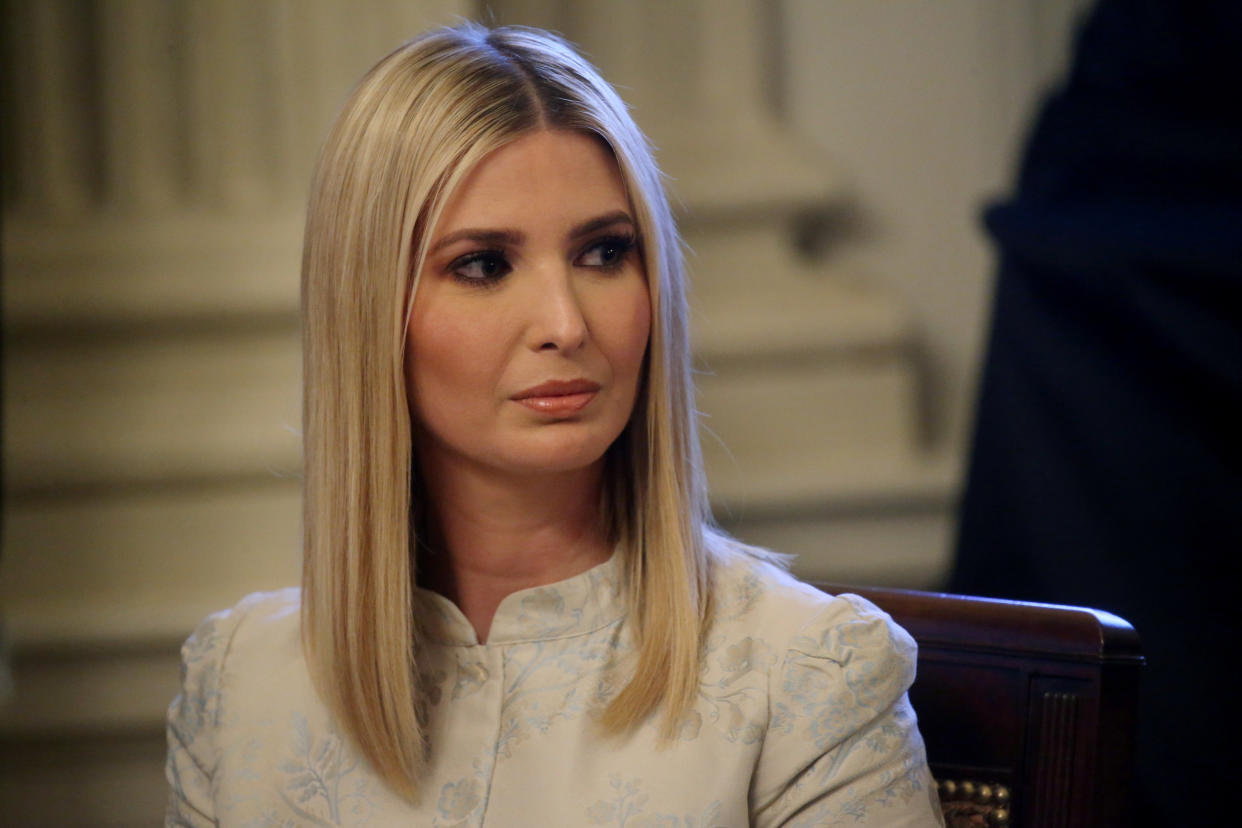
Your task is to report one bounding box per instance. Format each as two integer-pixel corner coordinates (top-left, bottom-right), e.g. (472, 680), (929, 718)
(406, 129), (651, 482)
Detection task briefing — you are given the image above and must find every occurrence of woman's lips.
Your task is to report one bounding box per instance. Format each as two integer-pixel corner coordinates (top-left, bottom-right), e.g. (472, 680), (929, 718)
(512, 379), (601, 415)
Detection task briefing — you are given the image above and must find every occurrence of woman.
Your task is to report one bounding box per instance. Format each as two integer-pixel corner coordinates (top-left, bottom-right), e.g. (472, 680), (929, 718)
(166, 23), (943, 827)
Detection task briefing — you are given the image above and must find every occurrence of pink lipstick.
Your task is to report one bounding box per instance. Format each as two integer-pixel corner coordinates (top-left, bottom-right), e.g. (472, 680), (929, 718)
(512, 379), (600, 416)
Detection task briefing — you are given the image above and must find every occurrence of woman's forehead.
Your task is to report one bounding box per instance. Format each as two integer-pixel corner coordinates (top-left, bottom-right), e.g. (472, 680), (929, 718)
(431, 130), (630, 238)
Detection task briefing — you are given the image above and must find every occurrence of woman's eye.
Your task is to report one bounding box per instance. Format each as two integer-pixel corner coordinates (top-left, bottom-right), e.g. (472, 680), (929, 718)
(450, 251), (511, 285)
(578, 235), (636, 270)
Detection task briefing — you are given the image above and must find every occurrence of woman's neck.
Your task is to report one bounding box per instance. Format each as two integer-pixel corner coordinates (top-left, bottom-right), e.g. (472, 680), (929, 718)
(415, 456), (612, 644)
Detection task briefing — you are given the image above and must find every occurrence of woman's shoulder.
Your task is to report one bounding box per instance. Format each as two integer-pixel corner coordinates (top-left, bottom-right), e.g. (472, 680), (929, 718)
(182, 588), (301, 655)
(177, 588), (305, 696)
(169, 589), (312, 760)
(712, 547), (938, 825)
(710, 543), (917, 668)
(168, 589), (336, 823)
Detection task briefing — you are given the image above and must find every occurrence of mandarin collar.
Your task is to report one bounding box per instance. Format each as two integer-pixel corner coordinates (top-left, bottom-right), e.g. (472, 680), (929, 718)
(413, 552), (625, 646)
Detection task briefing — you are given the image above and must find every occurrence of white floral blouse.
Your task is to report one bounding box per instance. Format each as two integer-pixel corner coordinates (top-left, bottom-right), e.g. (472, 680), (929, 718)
(165, 551), (944, 827)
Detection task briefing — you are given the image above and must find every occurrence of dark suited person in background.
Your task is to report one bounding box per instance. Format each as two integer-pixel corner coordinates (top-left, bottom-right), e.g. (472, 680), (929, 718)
(950, 1), (1242, 825)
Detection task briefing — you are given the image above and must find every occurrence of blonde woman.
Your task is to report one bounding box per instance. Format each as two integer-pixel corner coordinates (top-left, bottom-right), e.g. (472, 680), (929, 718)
(166, 23), (943, 827)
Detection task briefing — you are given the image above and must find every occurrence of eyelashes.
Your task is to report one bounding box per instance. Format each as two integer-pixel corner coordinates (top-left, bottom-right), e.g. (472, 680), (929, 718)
(448, 250), (511, 285)
(446, 233), (638, 288)
(577, 233), (638, 270)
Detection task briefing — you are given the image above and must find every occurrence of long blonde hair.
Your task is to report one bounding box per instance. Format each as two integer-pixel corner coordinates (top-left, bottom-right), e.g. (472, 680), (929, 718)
(301, 23), (722, 799)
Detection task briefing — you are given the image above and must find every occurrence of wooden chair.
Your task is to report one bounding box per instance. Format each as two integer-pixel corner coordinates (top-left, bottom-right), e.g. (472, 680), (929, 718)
(814, 583), (1144, 828)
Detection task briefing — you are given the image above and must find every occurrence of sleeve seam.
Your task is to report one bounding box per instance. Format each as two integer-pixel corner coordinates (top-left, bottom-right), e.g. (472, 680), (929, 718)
(203, 593), (270, 787)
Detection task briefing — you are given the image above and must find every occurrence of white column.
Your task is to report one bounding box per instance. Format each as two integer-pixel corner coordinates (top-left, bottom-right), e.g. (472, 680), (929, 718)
(7, 1), (97, 216)
(96, 0), (185, 211)
(182, 1), (279, 208)
(268, 0), (374, 204)
(696, 0), (765, 128)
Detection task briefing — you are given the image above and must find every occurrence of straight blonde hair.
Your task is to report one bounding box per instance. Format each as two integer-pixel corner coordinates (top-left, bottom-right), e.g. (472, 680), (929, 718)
(301, 23), (736, 800)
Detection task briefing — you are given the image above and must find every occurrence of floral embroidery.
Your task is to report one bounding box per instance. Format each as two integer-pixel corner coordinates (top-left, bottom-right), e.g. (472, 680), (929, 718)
(420, 664), (448, 708)
(675, 709), (703, 740)
(777, 750), (932, 828)
(451, 654), (490, 701)
(713, 569), (764, 623)
(719, 637), (772, 675)
(437, 777), (480, 820)
(271, 714), (373, 826)
(432, 759), (491, 827)
(494, 625), (621, 759)
(171, 616), (223, 745)
(518, 587), (568, 624)
(586, 776), (725, 827)
(683, 634), (773, 745)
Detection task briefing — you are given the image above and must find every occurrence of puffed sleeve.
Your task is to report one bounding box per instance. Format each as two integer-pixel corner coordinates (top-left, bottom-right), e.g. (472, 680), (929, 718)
(752, 593), (944, 827)
(165, 605), (239, 827)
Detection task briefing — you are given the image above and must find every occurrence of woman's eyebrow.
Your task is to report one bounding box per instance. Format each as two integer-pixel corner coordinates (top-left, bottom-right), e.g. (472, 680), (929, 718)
(428, 211), (633, 255)
(569, 210), (635, 239)
(429, 228), (524, 255)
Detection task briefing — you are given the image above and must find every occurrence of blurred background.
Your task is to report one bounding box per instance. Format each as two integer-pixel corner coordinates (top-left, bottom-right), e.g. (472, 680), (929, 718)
(0, 0), (1089, 823)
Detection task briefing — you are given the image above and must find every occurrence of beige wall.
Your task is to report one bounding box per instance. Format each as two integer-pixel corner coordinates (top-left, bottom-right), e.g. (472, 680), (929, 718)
(783, 0), (1089, 447)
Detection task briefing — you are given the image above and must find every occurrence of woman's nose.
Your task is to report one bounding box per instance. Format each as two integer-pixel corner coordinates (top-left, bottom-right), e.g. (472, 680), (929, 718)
(527, 267), (588, 353)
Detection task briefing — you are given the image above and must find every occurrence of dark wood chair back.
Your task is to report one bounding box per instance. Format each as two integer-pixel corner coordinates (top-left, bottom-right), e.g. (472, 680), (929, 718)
(814, 583), (1144, 828)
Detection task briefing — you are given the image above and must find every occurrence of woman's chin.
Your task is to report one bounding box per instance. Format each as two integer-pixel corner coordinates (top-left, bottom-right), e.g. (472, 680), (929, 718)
(485, 437), (615, 479)
(499, 451), (609, 479)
